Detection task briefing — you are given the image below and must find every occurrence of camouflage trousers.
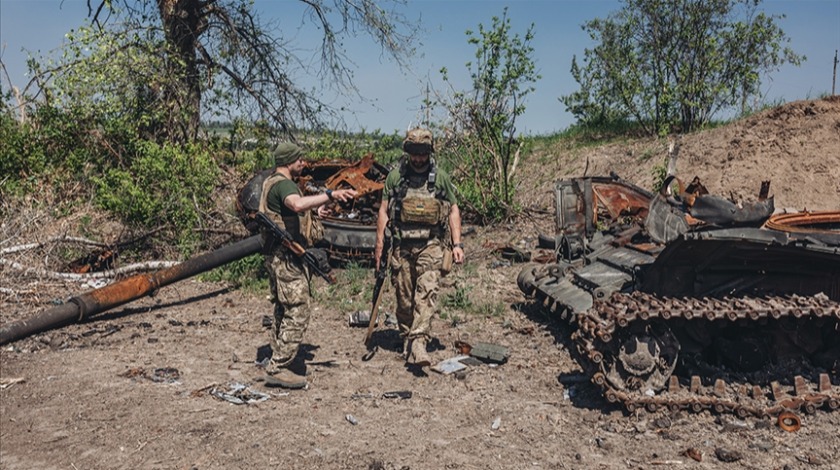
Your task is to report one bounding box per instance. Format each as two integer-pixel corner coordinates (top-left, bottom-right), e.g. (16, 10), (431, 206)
(390, 238), (444, 340)
(265, 250), (311, 370)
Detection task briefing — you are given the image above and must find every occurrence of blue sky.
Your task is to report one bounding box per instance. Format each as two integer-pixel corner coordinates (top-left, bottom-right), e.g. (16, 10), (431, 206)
(1, 0), (838, 135)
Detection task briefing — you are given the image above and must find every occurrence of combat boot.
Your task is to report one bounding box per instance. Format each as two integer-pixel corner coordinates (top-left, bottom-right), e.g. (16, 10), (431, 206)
(407, 337), (431, 367)
(265, 367), (307, 389)
(265, 356), (307, 389)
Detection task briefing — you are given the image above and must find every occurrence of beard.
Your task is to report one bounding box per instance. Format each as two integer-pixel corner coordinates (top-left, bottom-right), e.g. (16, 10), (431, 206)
(409, 158), (430, 173)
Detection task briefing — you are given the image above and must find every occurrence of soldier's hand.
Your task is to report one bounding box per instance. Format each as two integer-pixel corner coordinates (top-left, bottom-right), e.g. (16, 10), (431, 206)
(453, 245), (465, 264)
(332, 188), (357, 202)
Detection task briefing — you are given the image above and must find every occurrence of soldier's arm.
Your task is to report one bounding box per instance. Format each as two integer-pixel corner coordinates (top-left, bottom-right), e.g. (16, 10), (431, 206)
(374, 200), (390, 270)
(449, 204), (464, 264)
(283, 189), (356, 213)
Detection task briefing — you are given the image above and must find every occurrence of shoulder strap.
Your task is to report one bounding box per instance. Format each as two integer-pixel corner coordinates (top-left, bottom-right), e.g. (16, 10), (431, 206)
(259, 172), (290, 214)
(392, 156), (440, 198)
(427, 157), (437, 194)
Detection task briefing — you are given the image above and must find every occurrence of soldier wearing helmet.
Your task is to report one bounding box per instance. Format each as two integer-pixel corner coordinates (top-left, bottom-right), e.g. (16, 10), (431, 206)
(374, 128), (465, 368)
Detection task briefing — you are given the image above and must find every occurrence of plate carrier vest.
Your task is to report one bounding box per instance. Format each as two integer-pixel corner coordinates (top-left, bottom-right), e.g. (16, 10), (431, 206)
(390, 157), (450, 240)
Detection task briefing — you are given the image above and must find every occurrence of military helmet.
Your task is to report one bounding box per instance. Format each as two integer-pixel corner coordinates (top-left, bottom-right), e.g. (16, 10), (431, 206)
(403, 128), (434, 155)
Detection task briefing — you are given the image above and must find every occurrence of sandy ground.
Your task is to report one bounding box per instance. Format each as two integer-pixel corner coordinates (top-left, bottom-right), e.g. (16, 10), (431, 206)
(2, 97), (840, 469)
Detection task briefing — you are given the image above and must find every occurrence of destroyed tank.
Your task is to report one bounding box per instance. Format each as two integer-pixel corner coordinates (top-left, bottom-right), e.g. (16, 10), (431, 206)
(518, 174), (840, 418)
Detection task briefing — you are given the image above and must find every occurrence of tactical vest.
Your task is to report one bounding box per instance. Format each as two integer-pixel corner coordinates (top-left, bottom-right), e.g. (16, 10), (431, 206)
(391, 157), (450, 240)
(259, 173), (321, 246)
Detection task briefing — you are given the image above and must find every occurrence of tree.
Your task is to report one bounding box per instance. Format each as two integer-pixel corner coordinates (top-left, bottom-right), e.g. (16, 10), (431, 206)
(560, 0), (804, 135)
(436, 7), (540, 223)
(24, 0), (418, 144)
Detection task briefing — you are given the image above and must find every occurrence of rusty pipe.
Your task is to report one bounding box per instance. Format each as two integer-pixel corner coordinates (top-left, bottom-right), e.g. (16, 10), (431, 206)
(0, 235), (264, 345)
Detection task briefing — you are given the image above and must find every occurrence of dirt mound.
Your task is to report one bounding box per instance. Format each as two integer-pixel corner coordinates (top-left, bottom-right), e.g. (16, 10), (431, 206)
(522, 96), (840, 224)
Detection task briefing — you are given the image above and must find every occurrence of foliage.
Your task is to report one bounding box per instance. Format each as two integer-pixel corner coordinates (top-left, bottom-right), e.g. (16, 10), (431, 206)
(440, 281), (505, 319)
(442, 285), (473, 310)
(91, 141), (218, 248)
(0, 113), (44, 196)
(315, 261), (376, 313)
(560, 0), (804, 135)
(651, 157), (669, 192)
(200, 254), (268, 292)
(33, 0), (420, 145)
(304, 130), (404, 164)
(435, 7), (540, 224)
(0, 100), (121, 198)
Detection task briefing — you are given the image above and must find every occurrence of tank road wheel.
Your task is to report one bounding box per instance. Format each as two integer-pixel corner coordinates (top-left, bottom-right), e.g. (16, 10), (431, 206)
(516, 265), (539, 295)
(601, 321), (680, 394)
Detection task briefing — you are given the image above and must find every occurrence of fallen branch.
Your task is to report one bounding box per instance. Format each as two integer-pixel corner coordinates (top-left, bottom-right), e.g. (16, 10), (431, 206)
(0, 377), (26, 390)
(1, 235), (110, 256)
(0, 258), (180, 281)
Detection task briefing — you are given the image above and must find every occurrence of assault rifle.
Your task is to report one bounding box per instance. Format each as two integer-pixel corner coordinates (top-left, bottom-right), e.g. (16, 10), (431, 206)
(364, 231), (393, 346)
(254, 212), (336, 284)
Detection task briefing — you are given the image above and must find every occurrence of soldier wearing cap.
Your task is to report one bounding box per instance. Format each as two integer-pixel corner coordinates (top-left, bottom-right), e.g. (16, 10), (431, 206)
(260, 142), (357, 388)
(374, 128), (465, 368)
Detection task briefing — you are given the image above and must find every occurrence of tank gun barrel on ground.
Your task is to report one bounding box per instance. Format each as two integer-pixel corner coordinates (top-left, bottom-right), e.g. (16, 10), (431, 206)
(0, 235), (264, 346)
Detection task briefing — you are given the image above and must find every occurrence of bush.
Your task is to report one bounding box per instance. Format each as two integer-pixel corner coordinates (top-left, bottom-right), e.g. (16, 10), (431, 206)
(92, 141), (218, 248)
(200, 254), (268, 291)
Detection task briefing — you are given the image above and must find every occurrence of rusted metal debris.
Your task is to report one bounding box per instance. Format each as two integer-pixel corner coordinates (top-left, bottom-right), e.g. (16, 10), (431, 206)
(778, 411), (802, 432)
(0, 236), (264, 345)
(301, 156), (391, 262)
(66, 248), (119, 274)
(519, 173), (840, 417)
(322, 154), (385, 199)
(302, 155), (389, 224)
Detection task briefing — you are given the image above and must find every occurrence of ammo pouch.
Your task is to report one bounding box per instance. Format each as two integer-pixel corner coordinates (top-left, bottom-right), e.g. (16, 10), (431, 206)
(301, 212), (325, 246)
(398, 195), (445, 240)
(400, 196), (443, 225)
(441, 247), (453, 275)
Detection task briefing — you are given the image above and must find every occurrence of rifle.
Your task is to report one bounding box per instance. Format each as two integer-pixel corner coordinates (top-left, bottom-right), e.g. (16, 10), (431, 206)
(253, 212), (336, 284)
(364, 232), (393, 346)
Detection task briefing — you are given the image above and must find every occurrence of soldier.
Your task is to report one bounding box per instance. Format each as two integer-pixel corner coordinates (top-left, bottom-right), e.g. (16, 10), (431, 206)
(260, 142), (357, 388)
(374, 128), (465, 367)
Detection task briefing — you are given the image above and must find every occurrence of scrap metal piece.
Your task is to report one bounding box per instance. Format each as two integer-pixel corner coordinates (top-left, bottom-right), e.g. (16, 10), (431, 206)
(469, 342), (510, 364)
(210, 383), (270, 405)
(690, 194), (774, 226)
(430, 356), (470, 375)
(323, 154), (385, 198)
(778, 411), (801, 432)
(67, 248), (118, 274)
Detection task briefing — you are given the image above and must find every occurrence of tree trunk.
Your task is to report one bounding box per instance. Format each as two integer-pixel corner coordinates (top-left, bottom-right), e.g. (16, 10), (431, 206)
(157, 0), (203, 143)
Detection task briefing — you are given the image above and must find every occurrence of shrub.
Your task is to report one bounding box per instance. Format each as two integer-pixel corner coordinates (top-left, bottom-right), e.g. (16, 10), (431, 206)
(92, 141), (218, 247)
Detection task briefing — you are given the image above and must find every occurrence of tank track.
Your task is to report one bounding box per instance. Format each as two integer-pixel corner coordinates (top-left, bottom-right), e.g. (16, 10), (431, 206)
(572, 291), (840, 417)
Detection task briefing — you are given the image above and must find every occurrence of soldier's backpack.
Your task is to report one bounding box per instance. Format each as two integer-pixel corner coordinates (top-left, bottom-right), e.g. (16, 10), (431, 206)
(236, 169), (274, 234)
(236, 169), (326, 246)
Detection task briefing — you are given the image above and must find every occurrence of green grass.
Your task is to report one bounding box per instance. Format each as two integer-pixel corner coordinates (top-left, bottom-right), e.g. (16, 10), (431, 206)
(199, 253), (268, 292)
(315, 261), (377, 314)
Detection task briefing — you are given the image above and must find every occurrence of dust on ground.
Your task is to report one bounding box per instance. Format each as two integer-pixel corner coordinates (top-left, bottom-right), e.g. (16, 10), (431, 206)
(2, 97), (840, 469)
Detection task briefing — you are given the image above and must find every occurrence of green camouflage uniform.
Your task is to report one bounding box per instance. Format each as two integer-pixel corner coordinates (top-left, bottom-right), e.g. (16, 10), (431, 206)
(263, 176), (311, 371)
